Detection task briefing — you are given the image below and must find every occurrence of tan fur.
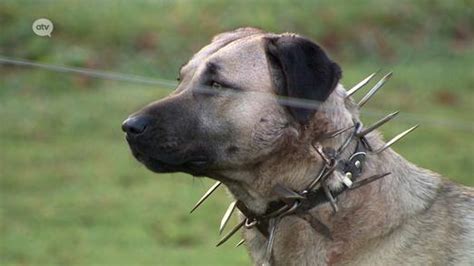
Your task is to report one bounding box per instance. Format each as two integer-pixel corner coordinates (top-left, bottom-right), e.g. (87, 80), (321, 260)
(127, 27), (474, 265)
(202, 29), (474, 265)
(240, 85), (474, 266)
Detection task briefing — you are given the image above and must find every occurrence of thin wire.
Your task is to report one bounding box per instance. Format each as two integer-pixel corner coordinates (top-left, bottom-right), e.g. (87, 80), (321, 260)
(1, 56), (473, 133)
(0, 56), (177, 88)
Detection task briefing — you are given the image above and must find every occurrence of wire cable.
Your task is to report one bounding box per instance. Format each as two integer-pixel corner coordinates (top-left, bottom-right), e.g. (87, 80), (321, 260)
(1, 56), (473, 133)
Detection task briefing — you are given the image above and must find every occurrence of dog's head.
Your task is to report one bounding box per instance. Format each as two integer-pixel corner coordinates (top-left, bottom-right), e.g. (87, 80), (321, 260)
(123, 28), (349, 211)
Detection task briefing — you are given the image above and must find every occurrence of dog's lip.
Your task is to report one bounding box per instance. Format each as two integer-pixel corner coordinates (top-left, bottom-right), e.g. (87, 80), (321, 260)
(125, 136), (211, 169)
(141, 155), (211, 176)
(134, 149), (210, 167)
(184, 158), (210, 167)
(150, 155), (210, 169)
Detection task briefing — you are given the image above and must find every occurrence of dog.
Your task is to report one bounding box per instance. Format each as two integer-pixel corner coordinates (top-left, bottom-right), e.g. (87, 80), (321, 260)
(122, 27), (474, 265)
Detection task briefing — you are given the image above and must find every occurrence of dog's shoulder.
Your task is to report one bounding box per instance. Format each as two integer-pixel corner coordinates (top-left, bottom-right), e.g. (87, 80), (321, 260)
(427, 179), (474, 264)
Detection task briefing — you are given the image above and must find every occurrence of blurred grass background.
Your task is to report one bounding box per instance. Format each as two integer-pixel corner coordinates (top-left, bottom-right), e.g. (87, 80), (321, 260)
(0, 0), (473, 265)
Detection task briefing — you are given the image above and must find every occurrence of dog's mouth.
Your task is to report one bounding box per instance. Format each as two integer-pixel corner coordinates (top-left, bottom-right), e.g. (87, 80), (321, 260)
(126, 137), (211, 176)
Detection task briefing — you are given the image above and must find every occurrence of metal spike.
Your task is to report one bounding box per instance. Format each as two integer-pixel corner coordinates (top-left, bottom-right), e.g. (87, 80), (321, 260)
(216, 219), (245, 247)
(273, 183), (305, 201)
(349, 172), (391, 191)
(306, 165), (327, 191)
(322, 182), (338, 213)
(300, 213), (332, 240)
(374, 125), (419, 154)
(323, 124), (355, 139)
(358, 72), (393, 107)
(235, 239), (245, 247)
(346, 71), (378, 98)
(307, 164), (337, 191)
(219, 200), (238, 235)
(312, 143), (331, 165)
(263, 218), (278, 264)
(190, 181), (221, 213)
(357, 111), (400, 137)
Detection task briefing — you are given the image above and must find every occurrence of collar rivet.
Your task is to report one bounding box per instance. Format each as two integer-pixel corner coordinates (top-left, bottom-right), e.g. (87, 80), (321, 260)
(355, 160), (361, 168)
(345, 172), (353, 179)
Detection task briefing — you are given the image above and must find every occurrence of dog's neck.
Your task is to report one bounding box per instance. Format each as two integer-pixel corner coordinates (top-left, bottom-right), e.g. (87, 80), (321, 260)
(220, 85), (363, 213)
(219, 85), (442, 263)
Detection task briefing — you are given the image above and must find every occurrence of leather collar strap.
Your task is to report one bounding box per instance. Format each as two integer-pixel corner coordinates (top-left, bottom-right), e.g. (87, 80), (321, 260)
(236, 135), (369, 237)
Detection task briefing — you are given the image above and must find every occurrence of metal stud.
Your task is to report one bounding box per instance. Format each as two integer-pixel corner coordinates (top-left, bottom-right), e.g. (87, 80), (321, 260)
(373, 125), (419, 154)
(190, 181), (221, 213)
(219, 200), (238, 235)
(357, 111), (400, 137)
(358, 72), (393, 107)
(346, 71), (378, 98)
(342, 172), (353, 187)
(354, 160), (361, 168)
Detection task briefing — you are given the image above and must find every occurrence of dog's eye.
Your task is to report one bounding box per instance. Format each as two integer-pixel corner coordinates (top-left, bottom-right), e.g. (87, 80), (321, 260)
(176, 76), (181, 82)
(211, 81), (223, 89)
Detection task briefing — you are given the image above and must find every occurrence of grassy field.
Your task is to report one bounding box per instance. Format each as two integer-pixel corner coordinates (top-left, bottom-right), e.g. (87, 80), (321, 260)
(1, 1), (473, 265)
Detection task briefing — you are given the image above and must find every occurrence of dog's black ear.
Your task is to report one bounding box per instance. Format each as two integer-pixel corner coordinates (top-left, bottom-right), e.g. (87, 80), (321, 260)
(264, 34), (342, 124)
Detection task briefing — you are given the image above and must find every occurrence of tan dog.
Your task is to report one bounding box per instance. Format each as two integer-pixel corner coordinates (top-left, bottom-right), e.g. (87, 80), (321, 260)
(122, 28), (474, 265)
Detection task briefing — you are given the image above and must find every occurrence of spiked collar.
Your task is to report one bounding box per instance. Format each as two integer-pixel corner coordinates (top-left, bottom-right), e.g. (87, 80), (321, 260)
(223, 122), (386, 241)
(213, 121), (396, 257)
(189, 71), (419, 265)
(208, 114), (417, 249)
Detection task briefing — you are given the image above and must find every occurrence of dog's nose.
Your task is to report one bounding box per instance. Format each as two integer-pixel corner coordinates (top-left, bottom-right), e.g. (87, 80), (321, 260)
(121, 115), (151, 135)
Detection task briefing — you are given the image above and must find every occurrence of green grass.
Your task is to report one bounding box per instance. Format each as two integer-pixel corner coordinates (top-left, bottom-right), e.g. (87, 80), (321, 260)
(1, 0), (473, 265)
(0, 86), (250, 265)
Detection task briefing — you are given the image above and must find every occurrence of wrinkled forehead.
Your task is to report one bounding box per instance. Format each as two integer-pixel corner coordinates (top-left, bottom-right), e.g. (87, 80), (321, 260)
(180, 35), (272, 91)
